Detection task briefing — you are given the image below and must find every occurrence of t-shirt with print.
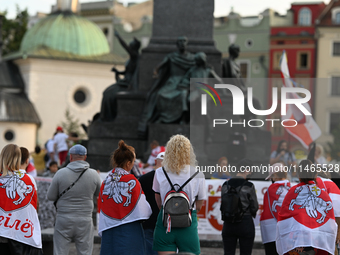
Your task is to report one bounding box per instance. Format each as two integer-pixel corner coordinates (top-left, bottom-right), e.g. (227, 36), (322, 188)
(152, 165), (206, 210)
(54, 133), (69, 152)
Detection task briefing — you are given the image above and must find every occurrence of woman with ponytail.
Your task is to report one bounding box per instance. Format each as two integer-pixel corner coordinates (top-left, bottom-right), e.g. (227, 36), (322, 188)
(98, 140), (151, 255)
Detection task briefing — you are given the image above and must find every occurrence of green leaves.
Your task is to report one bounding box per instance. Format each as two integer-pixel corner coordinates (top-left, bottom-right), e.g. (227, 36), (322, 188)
(1, 5), (28, 56)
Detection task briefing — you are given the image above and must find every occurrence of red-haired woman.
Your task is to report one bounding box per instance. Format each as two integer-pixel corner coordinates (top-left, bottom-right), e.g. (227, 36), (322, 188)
(98, 140), (151, 255)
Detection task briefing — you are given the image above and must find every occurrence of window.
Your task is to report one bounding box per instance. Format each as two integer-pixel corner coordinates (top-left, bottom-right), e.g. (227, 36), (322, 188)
(4, 130), (14, 141)
(299, 8), (311, 26)
(336, 12), (340, 24)
(297, 52), (310, 69)
(277, 41), (285, 45)
(331, 8), (340, 24)
(245, 39), (253, 48)
(239, 62), (249, 80)
(331, 77), (340, 95)
(73, 89), (87, 104)
(333, 42), (340, 56)
(273, 52), (282, 70)
(329, 113), (340, 133)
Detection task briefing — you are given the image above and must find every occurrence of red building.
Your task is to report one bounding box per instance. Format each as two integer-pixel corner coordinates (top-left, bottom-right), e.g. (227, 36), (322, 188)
(268, 2), (326, 153)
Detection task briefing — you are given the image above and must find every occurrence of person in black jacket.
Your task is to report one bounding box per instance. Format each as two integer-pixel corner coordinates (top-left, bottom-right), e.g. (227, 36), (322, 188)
(138, 152), (163, 255)
(222, 159), (259, 255)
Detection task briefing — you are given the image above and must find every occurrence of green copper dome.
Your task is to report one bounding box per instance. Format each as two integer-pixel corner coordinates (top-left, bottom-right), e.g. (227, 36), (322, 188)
(21, 12), (110, 57)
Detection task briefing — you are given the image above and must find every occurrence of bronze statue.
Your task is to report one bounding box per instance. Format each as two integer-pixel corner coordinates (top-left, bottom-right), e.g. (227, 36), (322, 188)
(137, 36), (195, 136)
(222, 44), (246, 92)
(100, 30), (141, 121)
(223, 44), (262, 119)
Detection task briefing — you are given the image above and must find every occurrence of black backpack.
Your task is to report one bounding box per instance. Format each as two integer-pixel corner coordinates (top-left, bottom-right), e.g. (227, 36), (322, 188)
(162, 167), (199, 232)
(220, 180), (247, 223)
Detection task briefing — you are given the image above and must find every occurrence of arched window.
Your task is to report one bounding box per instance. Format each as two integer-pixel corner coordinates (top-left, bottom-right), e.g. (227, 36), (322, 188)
(299, 8), (311, 26)
(335, 12), (340, 24)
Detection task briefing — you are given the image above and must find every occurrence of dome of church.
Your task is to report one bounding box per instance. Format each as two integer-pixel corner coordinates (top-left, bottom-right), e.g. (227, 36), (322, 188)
(20, 11), (110, 57)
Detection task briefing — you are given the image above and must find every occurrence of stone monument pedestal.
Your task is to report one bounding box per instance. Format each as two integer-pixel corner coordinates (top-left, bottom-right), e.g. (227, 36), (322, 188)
(87, 92), (147, 171)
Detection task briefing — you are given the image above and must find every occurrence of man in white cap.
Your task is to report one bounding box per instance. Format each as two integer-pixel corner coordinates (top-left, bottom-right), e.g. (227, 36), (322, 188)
(260, 163), (291, 255)
(47, 144), (102, 255)
(139, 151), (164, 255)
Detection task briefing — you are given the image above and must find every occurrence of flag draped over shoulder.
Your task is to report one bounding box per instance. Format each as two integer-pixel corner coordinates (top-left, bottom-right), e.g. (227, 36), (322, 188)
(0, 172), (42, 248)
(260, 180), (291, 244)
(317, 176), (340, 217)
(280, 51), (321, 149)
(276, 182), (337, 255)
(98, 168), (152, 236)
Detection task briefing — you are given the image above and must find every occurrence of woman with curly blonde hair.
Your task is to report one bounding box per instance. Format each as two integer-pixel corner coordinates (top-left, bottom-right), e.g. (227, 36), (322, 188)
(152, 135), (206, 255)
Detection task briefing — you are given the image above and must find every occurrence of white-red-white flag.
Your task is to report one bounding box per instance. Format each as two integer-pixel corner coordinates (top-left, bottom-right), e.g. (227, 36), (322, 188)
(280, 51), (321, 148)
(98, 168), (152, 236)
(276, 182), (337, 255)
(260, 180), (291, 244)
(0, 172), (42, 248)
(316, 176), (340, 217)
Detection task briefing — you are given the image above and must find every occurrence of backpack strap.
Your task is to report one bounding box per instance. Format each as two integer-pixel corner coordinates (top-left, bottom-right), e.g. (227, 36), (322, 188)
(162, 167), (176, 191)
(178, 170), (200, 192)
(162, 167), (200, 192)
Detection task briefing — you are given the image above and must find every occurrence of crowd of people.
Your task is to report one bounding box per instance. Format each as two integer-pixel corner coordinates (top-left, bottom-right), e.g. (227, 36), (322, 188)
(1, 133), (340, 255)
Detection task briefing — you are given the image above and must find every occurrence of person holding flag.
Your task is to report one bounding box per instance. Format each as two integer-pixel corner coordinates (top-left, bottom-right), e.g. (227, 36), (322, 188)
(316, 170), (340, 255)
(98, 140), (152, 255)
(308, 142), (340, 254)
(279, 51), (321, 149)
(260, 163), (291, 255)
(0, 144), (42, 254)
(276, 159), (337, 255)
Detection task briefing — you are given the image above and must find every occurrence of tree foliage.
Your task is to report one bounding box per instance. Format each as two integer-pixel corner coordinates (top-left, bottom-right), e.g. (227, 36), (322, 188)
(60, 109), (85, 139)
(1, 6), (28, 56)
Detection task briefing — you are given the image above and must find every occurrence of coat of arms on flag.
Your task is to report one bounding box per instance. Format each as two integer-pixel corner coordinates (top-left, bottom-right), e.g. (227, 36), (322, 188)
(276, 182), (337, 255)
(98, 168), (152, 236)
(0, 172), (41, 248)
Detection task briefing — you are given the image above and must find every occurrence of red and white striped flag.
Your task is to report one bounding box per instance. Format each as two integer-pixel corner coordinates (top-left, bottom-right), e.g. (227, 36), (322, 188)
(0, 172), (42, 248)
(98, 168), (152, 236)
(260, 180), (291, 244)
(316, 176), (340, 217)
(280, 51), (321, 149)
(276, 182), (337, 255)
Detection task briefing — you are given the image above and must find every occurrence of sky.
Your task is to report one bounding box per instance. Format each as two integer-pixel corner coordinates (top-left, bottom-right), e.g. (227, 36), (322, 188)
(2, 0), (331, 19)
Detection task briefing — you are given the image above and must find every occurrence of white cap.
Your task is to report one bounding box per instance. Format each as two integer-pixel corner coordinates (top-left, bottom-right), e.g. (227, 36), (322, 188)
(265, 163), (285, 180)
(156, 152), (165, 160)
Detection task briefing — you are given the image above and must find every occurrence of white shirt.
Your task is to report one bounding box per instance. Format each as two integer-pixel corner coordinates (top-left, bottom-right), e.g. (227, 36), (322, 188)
(152, 165), (206, 209)
(147, 146), (165, 165)
(46, 139), (59, 164)
(46, 139), (55, 153)
(53, 133), (69, 152)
